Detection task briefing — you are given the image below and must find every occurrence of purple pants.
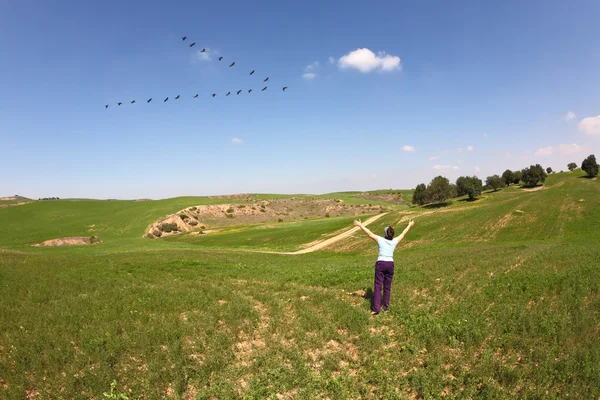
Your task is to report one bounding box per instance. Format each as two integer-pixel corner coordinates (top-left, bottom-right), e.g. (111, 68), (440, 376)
(373, 260), (394, 313)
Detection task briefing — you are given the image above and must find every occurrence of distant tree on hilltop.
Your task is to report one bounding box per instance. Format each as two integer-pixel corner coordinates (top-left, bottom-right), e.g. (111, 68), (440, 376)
(567, 162), (578, 171)
(581, 154), (599, 177)
(512, 170), (522, 184)
(546, 167), (553, 174)
(412, 183), (429, 205)
(521, 164), (547, 187)
(456, 176), (483, 200)
(501, 169), (514, 186)
(426, 176), (454, 204)
(486, 175), (504, 191)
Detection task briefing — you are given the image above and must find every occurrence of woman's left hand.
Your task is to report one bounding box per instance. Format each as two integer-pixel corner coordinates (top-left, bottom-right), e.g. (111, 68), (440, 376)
(353, 219), (362, 227)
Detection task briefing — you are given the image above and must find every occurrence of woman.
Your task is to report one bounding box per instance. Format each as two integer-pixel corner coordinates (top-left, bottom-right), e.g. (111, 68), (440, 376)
(354, 219), (415, 315)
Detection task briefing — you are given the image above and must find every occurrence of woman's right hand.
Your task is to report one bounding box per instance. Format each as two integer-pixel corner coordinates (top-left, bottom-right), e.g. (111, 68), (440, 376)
(408, 219), (415, 227)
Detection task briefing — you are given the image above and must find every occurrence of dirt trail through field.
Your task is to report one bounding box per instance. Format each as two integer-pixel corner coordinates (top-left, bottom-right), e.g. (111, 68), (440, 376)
(258, 213), (388, 255)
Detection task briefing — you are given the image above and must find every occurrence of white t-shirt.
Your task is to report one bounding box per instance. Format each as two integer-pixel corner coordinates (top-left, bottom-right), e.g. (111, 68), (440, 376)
(376, 236), (399, 262)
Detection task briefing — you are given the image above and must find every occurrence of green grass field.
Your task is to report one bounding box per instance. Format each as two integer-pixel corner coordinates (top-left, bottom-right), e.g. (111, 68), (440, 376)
(1, 173), (599, 399)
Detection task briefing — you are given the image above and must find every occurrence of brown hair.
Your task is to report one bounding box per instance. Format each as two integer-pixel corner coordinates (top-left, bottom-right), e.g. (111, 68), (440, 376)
(385, 226), (395, 239)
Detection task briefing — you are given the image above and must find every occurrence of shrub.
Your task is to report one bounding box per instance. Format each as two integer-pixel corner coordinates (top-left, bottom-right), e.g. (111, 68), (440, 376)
(190, 206), (197, 211)
(581, 154), (599, 177)
(260, 209), (266, 212)
(226, 208), (234, 213)
(277, 218), (283, 223)
(200, 226), (206, 229)
(260, 204), (266, 209)
(188, 220), (198, 226)
(325, 213), (330, 218)
(152, 229), (162, 237)
(546, 167), (553, 174)
(237, 205), (246, 208)
(89, 236), (101, 244)
(159, 223), (179, 233)
(178, 214), (189, 220)
(251, 206), (256, 210)
(485, 175), (504, 191)
(146, 233), (154, 239)
(226, 214), (234, 219)
(567, 162), (578, 171)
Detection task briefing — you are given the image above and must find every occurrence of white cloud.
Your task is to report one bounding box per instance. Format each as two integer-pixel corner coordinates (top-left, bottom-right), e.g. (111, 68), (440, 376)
(433, 165), (459, 170)
(402, 145), (415, 152)
(475, 166), (481, 171)
(338, 48), (401, 73)
(302, 73), (316, 80)
(231, 138), (243, 145)
(534, 146), (553, 156)
(578, 115), (600, 135)
(457, 159), (464, 164)
(559, 143), (582, 155)
(467, 145), (474, 151)
(305, 61), (320, 70)
(328, 56), (335, 64)
(565, 111), (576, 121)
(428, 156), (440, 161)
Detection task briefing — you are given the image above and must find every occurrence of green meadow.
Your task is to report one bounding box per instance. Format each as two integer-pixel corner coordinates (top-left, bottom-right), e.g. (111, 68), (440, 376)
(0, 173), (599, 399)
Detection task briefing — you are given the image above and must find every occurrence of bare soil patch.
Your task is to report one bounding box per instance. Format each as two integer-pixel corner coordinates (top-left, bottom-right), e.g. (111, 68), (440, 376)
(32, 236), (102, 247)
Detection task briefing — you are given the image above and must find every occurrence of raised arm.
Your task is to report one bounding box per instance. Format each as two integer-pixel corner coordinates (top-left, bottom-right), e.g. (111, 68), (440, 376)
(354, 219), (379, 242)
(396, 220), (415, 242)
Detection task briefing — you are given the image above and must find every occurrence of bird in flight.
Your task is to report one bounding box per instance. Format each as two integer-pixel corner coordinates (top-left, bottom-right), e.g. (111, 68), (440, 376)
(262, 86), (267, 91)
(226, 92), (231, 96)
(218, 56), (223, 61)
(248, 89), (253, 93)
(237, 90), (242, 95)
(164, 97), (169, 102)
(229, 62), (235, 67)
(212, 93), (216, 97)
(105, 105), (109, 109)
(182, 36), (187, 41)
(175, 95), (180, 100)
(189, 42), (196, 48)
(282, 87), (288, 91)
(263, 77), (269, 82)
(131, 100), (136, 103)
(117, 102), (122, 106)
(193, 94), (198, 98)
(147, 98), (152, 103)
(201, 48), (206, 53)
(249, 70), (255, 75)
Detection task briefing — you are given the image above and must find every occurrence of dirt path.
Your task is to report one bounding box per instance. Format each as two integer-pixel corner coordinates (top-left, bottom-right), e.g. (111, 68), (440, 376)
(256, 213), (388, 255)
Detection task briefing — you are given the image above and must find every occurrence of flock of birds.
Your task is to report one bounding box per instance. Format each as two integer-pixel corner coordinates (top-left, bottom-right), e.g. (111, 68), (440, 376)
(104, 36), (288, 109)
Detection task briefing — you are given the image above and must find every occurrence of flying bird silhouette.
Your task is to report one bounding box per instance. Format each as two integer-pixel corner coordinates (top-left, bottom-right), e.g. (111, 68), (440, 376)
(237, 90), (242, 95)
(189, 42), (196, 48)
(201, 48), (206, 53)
(131, 100), (136, 103)
(262, 86), (267, 91)
(226, 92), (231, 96)
(117, 102), (122, 106)
(218, 56), (223, 61)
(229, 62), (235, 67)
(193, 94), (198, 98)
(182, 36), (187, 41)
(147, 98), (152, 103)
(282, 86), (288, 91)
(263, 77), (269, 82)
(105, 105), (109, 109)
(249, 70), (255, 75)
(164, 97), (169, 102)
(212, 93), (216, 97)
(175, 95), (180, 100)
(248, 89), (252, 93)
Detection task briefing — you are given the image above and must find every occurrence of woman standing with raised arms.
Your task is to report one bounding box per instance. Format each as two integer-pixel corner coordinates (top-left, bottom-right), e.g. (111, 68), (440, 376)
(354, 219), (415, 315)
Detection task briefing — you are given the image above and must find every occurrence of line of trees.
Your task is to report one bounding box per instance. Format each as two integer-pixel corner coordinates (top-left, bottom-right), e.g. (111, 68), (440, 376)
(38, 197), (60, 200)
(412, 154), (598, 206)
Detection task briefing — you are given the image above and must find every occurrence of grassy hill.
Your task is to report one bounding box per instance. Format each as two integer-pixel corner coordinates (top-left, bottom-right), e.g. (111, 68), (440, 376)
(0, 172), (598, 399)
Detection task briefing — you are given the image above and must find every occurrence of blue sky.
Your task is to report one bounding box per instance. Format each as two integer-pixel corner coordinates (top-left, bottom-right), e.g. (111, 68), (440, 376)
(1, 0), (599, 199)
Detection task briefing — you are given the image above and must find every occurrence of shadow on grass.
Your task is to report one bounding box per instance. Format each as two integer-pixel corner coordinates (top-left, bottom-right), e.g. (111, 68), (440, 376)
(423, 202), (451, 209)
(457, 197), (481, 203)
(577, 175), (597, 179)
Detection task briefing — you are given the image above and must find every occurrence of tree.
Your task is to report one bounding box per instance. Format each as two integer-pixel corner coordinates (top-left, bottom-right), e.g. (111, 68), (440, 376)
(485, 175), (503, 191)
(581, 154), (599, 177)
(457, 176), (483, 200)
(412, 183), (429, 205)
(521, 164), (547, 187)
(512, 170), (522, 185)
(426, 176), (454, 204)
(501, 169), (514, 186)
(546, 167), (553, 174)
(567, 162), (577, 171)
